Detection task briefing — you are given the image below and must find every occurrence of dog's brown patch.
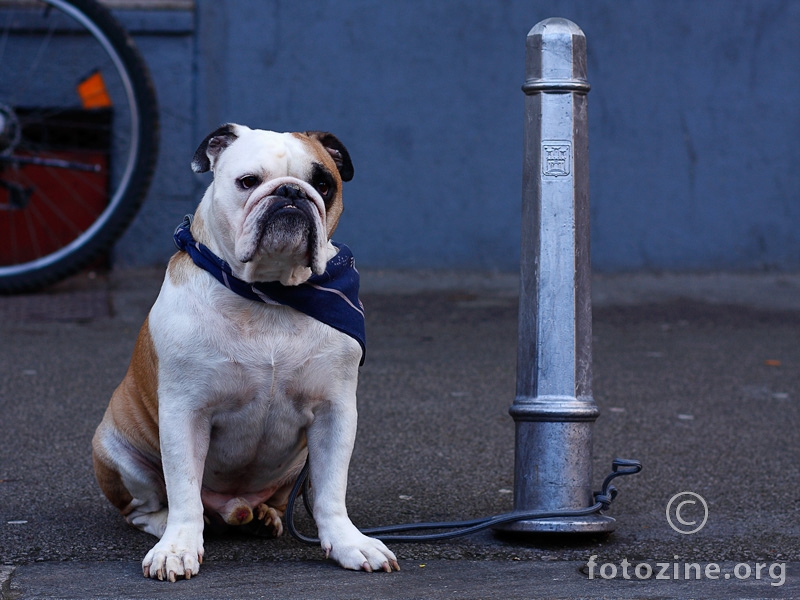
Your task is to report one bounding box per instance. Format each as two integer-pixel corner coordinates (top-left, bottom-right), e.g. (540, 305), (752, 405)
(292, 132), (344, 235)
(167, 251), (194, 287)
(93, 317), (162, 510)
(105, 317), (161, 454)
(92, 441), (134, 512)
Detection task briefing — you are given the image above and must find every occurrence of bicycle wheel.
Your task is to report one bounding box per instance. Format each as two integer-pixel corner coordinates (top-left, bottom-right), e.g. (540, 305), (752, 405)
(0, 0), (158, 293)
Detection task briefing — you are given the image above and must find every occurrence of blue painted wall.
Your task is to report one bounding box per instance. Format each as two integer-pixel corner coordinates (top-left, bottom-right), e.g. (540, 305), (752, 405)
(115, 1), (800, 273)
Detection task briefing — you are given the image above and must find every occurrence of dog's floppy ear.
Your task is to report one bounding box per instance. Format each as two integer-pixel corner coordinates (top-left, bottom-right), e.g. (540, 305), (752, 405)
(191, 124), (239, 173)
(305, 131), (354, 182)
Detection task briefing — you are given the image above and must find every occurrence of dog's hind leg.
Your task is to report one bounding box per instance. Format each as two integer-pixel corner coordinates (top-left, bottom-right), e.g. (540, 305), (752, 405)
(253, 504), (284, 537)
(93, 423), (168, 538)
(127, 503), (169, 539)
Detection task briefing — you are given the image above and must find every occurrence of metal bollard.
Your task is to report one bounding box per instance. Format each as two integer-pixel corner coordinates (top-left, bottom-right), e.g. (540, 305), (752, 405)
(495, 18), (615, 534)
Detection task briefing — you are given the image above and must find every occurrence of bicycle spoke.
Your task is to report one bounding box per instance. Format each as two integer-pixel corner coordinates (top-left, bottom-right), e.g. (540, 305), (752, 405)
(19, 166), (96, 238)
(15, 8), (57, 106)
(23, 200), (43, 261)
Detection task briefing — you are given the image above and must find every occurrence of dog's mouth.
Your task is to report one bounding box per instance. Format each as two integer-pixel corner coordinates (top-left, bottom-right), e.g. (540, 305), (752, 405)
(237, 182), (325, 271)
(257, 192), (317, 247)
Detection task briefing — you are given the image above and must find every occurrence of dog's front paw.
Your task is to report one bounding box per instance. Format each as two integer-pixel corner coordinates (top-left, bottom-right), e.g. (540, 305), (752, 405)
(142, 529), (204, 582)
(321, 526), (399, 573)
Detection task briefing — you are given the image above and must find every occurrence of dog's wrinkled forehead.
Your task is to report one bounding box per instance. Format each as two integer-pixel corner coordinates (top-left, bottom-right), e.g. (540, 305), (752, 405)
(222, 131), (302, 178)
(191, 124), (353, 184)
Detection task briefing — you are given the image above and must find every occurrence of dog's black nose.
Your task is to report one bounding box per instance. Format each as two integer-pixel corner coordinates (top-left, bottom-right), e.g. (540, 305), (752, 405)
(274, 184), (306, 201)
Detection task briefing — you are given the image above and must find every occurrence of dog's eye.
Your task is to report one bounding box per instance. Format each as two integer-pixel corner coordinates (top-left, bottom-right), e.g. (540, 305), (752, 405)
(239, 175), (260, 190)
(316, 181), (330, 196)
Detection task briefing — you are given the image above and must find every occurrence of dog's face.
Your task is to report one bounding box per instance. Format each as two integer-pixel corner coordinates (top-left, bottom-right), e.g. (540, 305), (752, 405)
(191, 124), (354, 284)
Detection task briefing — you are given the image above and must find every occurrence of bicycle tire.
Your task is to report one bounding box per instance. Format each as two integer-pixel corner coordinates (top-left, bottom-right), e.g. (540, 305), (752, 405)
(0, 0), (159, 293)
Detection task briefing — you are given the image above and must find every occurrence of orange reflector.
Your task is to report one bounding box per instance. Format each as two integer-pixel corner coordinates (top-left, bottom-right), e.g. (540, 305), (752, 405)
(77, 71), (112, 109)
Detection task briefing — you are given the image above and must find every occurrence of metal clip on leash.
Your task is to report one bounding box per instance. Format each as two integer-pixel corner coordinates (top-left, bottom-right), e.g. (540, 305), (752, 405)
(285, 457), (641, 545)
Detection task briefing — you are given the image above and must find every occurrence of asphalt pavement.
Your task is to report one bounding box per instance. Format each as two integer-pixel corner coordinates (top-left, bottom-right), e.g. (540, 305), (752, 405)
(1, 266), (800, 599)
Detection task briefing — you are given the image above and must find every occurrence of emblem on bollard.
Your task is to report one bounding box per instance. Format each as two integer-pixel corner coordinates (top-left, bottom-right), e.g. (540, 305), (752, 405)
(542, 142), (571, 177)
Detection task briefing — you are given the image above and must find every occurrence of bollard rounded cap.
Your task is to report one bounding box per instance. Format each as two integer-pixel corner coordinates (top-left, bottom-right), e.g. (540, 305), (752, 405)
(528, 16), (585, 38)
(524, 17), (589, 94)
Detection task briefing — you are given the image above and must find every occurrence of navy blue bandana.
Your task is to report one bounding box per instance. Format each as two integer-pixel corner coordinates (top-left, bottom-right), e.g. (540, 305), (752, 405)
(173, 215), (365, 365)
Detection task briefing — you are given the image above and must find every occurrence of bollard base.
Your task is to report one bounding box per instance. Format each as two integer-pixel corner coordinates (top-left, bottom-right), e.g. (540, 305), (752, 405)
(494, 514), (616, 535)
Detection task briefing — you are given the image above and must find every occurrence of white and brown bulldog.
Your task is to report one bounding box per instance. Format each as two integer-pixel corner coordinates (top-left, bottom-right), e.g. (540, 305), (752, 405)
(92, 124), (398, 581)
